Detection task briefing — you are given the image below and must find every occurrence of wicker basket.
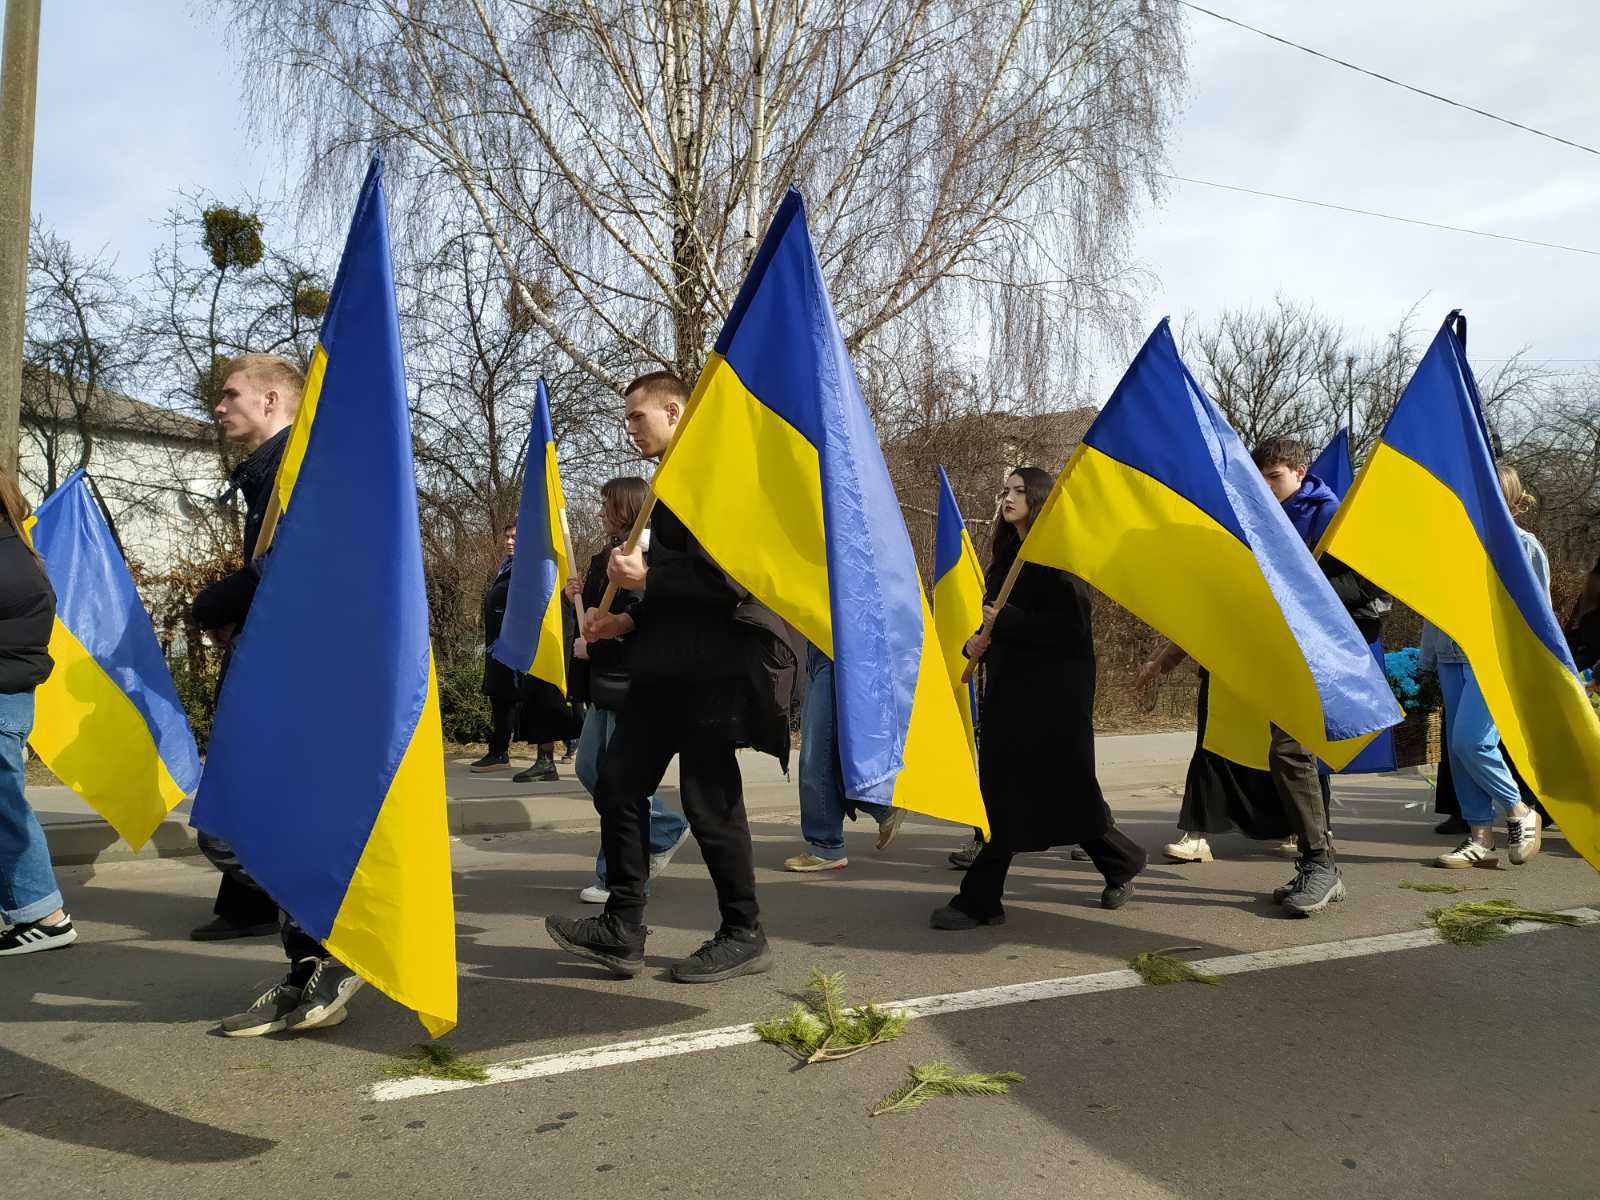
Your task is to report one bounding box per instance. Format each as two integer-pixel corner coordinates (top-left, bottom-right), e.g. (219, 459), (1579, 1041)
(1390, 707), (1442, 768)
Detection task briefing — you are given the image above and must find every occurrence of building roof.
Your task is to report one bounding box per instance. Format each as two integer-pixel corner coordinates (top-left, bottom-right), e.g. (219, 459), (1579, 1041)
(23, 370), (215, 445)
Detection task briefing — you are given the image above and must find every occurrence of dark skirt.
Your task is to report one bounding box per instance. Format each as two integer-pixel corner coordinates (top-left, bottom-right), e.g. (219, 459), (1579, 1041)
(1177, 672), (1292, 841)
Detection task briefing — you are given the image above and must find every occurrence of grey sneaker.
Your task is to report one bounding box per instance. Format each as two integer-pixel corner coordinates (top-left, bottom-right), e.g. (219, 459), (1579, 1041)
(1272, 861), (1308, 904)
(220, 976), (304, 1038)
(283, 957), (365, 1031)
(1282, 858), (1347, 917)
(948, 835), (984, 870)
(670, 927), (771, 983)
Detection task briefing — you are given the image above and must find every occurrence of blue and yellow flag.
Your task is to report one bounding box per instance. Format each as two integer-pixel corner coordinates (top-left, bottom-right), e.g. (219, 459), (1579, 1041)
(191, 155), (456, 1035)
(649, 189), (986, 833)
(1020, 319), (1399, 767)
(27, 471), (199, 847)
(492, 377), (570, 692)
(1201, 428), (1397, 773)
(1322, 312), (1600, 869)
(1310, 428), (1353, 500)
(931, 467), (983, 763)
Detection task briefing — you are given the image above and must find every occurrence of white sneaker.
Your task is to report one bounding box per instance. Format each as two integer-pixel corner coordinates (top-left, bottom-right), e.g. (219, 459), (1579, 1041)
(578, 884), (610, 903)
(1272, 837), (1300, 859)
(648, 826), (693, 879)
(1163, 834), (1212, 863)
(1507, 810), (1543, 865)
(1436, 838), (1499, 870)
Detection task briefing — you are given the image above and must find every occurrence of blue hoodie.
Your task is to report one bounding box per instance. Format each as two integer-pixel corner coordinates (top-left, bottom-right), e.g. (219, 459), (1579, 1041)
(1280, 473), (1341, 549)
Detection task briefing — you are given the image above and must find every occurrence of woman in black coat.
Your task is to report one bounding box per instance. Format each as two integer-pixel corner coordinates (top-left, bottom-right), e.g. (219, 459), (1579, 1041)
(931, 467), (1147, 930)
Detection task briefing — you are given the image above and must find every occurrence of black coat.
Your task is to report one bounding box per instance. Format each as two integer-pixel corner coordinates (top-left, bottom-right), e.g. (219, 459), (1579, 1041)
(977, 546), (1110, 851)
(192, 427), (290, 632)
(481, 556), (583, 741)
(570, 545), (642, 711)
(0, 517), (55, 694)
(481, 557), (519, 702)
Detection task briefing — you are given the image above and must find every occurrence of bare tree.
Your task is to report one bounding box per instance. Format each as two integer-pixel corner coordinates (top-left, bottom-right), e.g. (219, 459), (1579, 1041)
(221, 0), (1186, 395)
(20, 222), (143, 493)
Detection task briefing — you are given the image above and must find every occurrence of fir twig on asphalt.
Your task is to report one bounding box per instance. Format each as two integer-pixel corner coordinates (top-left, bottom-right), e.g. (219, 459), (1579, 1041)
(1427, 899), (1585, 946)
(870, 1062), (1024, 1117)
(1399, 880), (1485, 894)
(383, 1043), (490, 1082)
(1131, 945), (1221, 986)
(755, 968), (907, 1064)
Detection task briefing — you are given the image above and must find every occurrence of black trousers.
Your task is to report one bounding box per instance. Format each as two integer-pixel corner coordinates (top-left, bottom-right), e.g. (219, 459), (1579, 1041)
(957, 828), (1147, 917)
(594, 688), (758, 932)
(197, 832), (324, 963)
(488, 699), (518, 756)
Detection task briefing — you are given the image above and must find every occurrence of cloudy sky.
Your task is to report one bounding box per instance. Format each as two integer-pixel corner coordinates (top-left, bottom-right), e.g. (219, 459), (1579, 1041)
(27, 0), (1599, 394)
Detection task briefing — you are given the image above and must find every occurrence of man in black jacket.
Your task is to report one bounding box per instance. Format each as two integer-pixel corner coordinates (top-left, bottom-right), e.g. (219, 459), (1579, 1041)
(546, 372), (773, 984)
(189, 354), (300, 944)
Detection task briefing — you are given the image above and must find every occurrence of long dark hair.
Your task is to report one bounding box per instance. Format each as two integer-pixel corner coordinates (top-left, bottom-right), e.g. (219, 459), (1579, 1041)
(0, 465), (44, 573)
(990, 465), (1055, 563)
(599, 476), (649, 543)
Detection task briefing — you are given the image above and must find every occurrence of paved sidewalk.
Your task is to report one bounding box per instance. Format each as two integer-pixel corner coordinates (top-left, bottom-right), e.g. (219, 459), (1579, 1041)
(34, 731), (1201, 867)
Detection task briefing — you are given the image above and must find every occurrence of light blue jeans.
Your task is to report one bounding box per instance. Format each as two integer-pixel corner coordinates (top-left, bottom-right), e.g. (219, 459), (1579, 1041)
(577, 705), (688, 887)
(799, 651), (891, 859)
(1438, 661), (1522, 827)
(1, 690), (64, 925)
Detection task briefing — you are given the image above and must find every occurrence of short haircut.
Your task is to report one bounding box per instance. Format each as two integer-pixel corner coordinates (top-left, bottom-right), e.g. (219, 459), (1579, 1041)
(1251, 436), (1309, 472)
(226, 352), (306, 402)
(623, 370), (690, 408)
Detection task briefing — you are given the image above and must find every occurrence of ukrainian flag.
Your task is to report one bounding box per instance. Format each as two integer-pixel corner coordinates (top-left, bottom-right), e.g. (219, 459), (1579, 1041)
(931, 467), (983, 763)
(1020, 319), (1399, 767)
(492, 377), (570, 692)
(1322, 312), (1600, 869)
(1201, 427), (1397, 773)
(649, 189), (986, 833)
(190, 155), (456, 1035)
(26, 471), (199, 847)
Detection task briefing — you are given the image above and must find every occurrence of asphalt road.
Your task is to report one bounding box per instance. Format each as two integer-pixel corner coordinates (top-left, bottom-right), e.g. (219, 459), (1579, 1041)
(4, 766), (1597, 1199)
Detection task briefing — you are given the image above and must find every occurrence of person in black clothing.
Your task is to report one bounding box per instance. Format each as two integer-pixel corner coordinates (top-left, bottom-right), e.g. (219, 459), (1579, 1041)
(471, 523), (524, 773)
(189, 353), (301, 944)
(565, 476), (690, 903)
(546, 372), (773, 984)
(188, 355), (367, 1036)
(0, 466), (78, 956)
(931, 467), (1148, 930)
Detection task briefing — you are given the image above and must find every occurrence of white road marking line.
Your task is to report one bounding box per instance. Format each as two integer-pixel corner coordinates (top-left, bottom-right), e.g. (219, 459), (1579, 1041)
(371, 907), (1599, 1102)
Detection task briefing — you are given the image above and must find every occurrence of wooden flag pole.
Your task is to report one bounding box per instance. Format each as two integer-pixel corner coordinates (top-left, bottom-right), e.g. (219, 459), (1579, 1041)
(592, 491), (659, 618)
(959, 548), (1025, 684)
(556, 504), (587, 624)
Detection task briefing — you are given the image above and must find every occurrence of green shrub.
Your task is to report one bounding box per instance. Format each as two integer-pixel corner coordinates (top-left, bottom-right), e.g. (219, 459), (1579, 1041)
(438, 656), (492, 744)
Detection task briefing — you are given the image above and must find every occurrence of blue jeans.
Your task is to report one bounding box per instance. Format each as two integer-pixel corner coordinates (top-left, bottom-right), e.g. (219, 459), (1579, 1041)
(577, 705), (688, 887)
(1, 691), (64, 925)
(1438, 661), (1522, 827)
(799, 651), (891, 859)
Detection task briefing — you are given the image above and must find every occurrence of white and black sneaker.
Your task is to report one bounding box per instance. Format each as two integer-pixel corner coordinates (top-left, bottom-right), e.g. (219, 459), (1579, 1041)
(0, 915), (77, 957)
(220, 975), (306, 1038)
(283, 956), (365, 1031)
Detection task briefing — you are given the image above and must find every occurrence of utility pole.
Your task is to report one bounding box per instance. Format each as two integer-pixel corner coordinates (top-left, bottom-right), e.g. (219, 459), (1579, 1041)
(0, 0), (40, 477)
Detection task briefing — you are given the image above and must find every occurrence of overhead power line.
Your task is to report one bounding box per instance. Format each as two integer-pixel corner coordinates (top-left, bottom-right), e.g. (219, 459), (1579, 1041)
(1157, 173), (1600, 258)
(1178, 1), (1600, 158)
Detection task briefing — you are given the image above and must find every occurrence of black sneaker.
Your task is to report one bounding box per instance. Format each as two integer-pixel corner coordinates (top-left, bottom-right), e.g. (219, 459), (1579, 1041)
(220, 967), (310, 1037)
(1434, 815), (1469, 835)
(546, 913), (646, 978)
(930, 901), (1005, 930)
(283, 956), (365, 1031)
(1100, 881), (1135, 910)
(670, 927), (771, 983)
(1282, 859), (1347, 917)
(0, 915), (77, 957)
(190, 916), (278, 942)
(514, 758), (559, 783)
(470, 751), (511, 772)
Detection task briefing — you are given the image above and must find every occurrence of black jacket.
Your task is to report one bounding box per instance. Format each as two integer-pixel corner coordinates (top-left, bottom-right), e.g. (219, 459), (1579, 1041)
(192, 426), (291, 632)
(480, 556), (519, 701)
(0, 517), (55, 694)
(572, 545), (643, 711)
(1321, 553), (1389, 642)
(626, 501), (802, 767)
